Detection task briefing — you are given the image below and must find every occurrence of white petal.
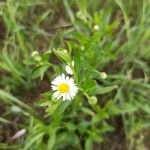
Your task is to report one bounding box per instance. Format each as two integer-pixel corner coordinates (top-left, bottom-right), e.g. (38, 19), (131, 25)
(51, 77), (61, 85)
(66, 94), (71, 100)
(63, 94), (66, 101)
(51, 85), (57, 91)
(69, 78), (74, 84)
(61, 74), (65, 80)
(66, 76), (69, 80)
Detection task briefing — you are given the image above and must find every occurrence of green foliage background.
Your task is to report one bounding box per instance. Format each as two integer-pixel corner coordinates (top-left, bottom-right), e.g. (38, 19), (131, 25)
(0, 0), (150, 149)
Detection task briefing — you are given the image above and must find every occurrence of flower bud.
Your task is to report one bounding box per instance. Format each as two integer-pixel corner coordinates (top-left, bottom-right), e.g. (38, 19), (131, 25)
(100, 72), (107, 79)
(65, 61), (74, 75)
(31, 51), (42, 62)
(88, 96), (97, 106)
(11, 105), (21, 113)
(94, 25), (99, 31)
(65, 65), (73, 75)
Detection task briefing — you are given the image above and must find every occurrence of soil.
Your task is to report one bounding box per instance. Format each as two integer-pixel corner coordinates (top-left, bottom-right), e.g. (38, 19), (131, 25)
(0, 18), (5, 46)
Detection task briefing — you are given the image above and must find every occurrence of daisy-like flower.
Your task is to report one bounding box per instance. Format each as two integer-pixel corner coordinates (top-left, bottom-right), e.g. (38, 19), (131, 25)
(51, 74), (78, 101)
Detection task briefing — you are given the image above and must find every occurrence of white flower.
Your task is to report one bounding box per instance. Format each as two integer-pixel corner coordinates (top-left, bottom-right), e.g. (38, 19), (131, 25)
(65, 61), (74, 75)
(51, 74), (78, 101)
(94, 25), (99, 31)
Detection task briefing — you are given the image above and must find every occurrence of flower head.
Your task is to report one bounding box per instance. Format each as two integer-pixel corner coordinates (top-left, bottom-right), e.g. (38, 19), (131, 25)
(51, 74), (78, 101)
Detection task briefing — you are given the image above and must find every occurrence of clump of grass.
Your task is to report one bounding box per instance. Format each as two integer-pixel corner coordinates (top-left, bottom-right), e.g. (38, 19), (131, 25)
(0, 0), (150, 150)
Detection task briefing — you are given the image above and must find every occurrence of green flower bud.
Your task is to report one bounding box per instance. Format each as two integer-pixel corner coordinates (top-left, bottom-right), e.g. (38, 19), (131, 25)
(31, 51), (42, 62)
(11, 105), (21, 113)
(100, 72), (107, 79)
(88, 96), (97, 106)
(94, 25), (99, 31)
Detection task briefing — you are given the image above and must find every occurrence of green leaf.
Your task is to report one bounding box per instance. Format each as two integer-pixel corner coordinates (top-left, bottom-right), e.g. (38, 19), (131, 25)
(63, 0), (75, 24)
(56, 101), (71, 114)
(23, 132), (44, 150)
(42, 50), (52, 61)
(0, 89), (33, 112)
(45, 101), (60, 117)
(0, 117), (11, 124)
(53, 49), (71, 64)
(81, 107), (95, 116)
(32, 64), (50, 80)
(47, 128), (56, 150)
(55, 132), (79, 148)
(0, 143), (19, 149)
(2, 51), (23, 76)
(0, 61), (11, 72)
(92, 85), (118, 95)
(85, 138), (93, 150)
(36, 9), (51, 25)
(81, 80), (96, 92)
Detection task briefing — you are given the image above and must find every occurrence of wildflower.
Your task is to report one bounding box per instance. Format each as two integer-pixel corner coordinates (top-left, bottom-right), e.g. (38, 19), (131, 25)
(94, 24), (99, 31)
(65, 61), (74, 75)
(100, 72), (107, 79)
(31, 51), (41, 62)
(51, 74), (78, 101)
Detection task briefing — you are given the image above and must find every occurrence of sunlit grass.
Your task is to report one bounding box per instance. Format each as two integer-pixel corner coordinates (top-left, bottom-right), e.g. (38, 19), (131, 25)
(0, 0), (150, 149)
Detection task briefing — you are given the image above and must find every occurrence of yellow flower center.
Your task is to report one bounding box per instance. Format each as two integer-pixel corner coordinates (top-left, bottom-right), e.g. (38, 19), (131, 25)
(58, 83), (69, 93)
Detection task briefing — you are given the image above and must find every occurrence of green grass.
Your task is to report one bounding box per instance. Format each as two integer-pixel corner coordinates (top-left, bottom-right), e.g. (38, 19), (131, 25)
(0, 0), (150, 149)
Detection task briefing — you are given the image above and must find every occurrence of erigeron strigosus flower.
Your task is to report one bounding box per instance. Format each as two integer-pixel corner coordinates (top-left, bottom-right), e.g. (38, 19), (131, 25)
(51, 74), (78, 101)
